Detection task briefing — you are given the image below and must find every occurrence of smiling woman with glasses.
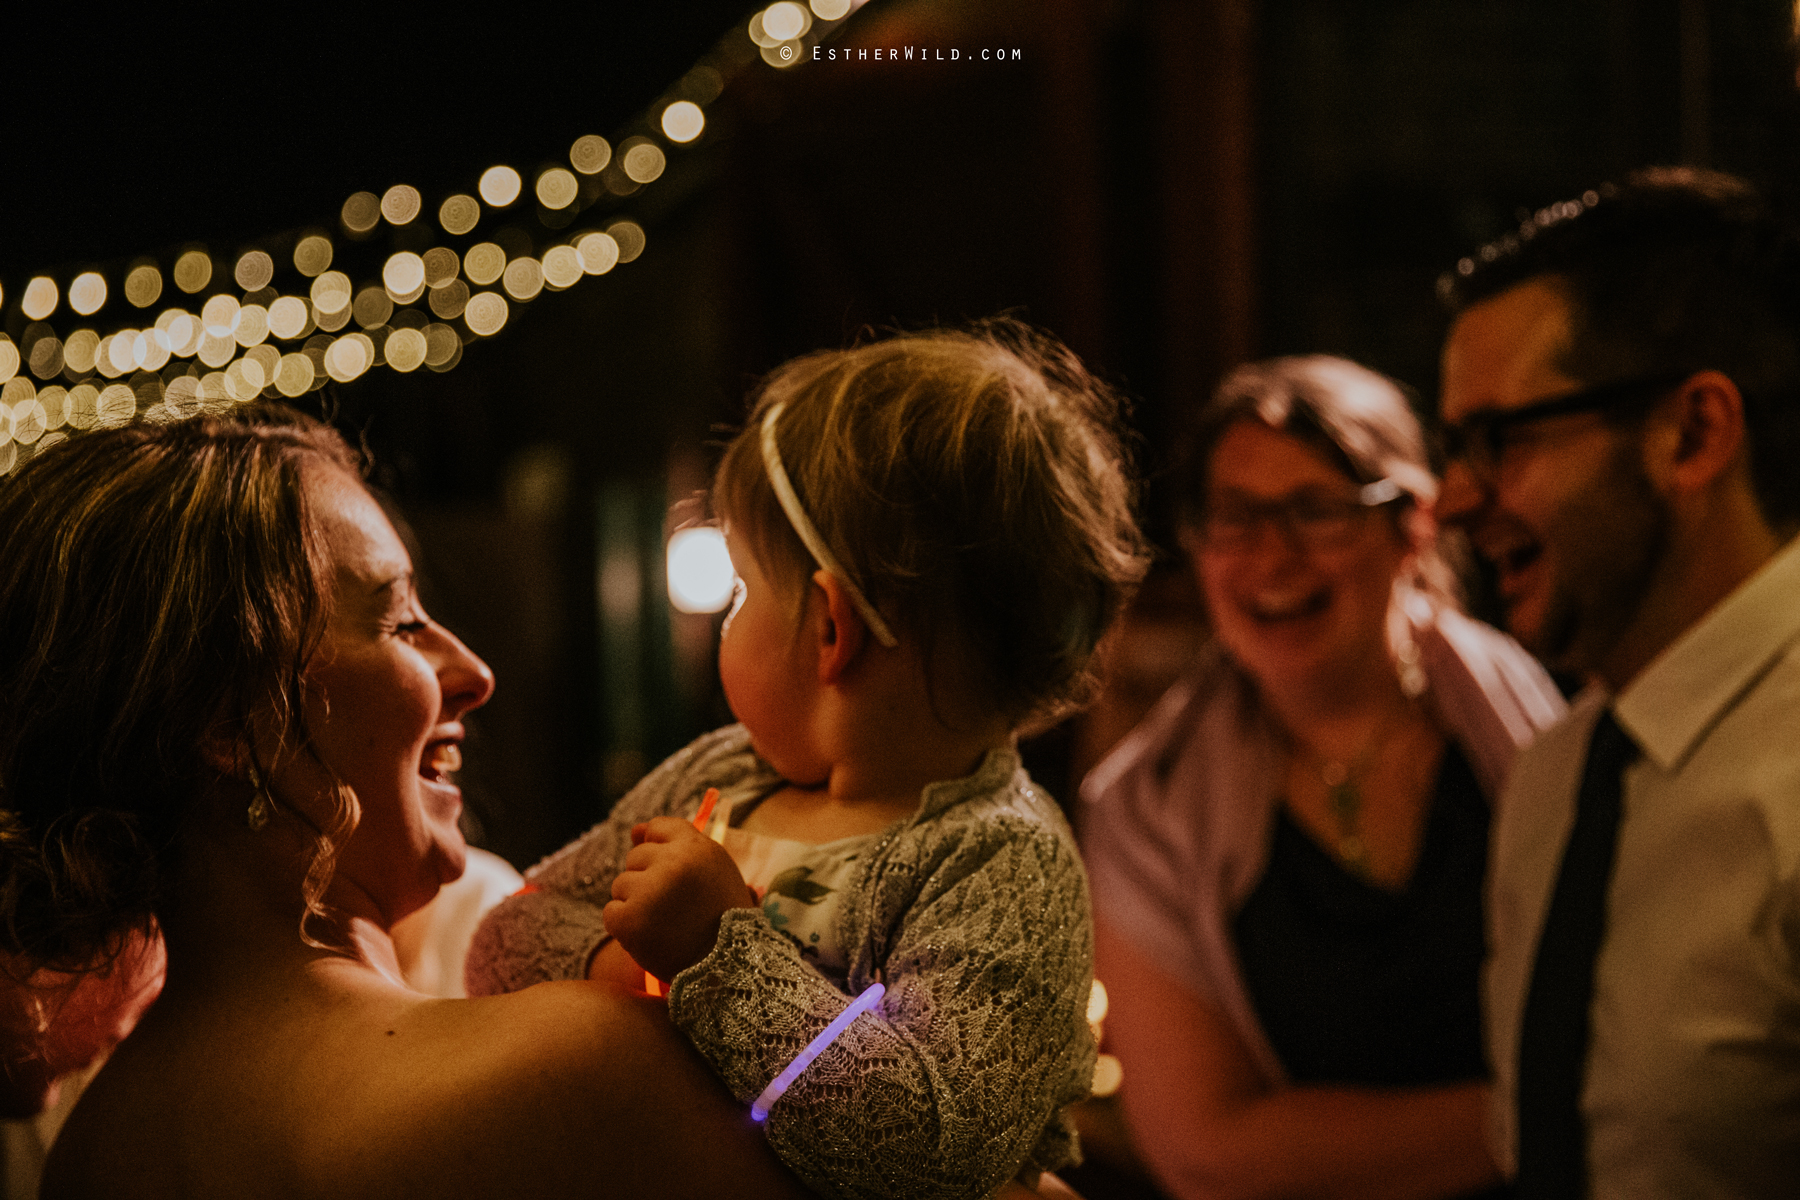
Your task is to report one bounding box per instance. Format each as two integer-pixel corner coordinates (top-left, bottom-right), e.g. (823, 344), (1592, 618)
(1080, 355), (1566, 1200)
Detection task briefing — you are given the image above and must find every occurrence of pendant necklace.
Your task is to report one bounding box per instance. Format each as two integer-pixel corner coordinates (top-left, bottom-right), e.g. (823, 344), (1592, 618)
(1308, 699), (1410, 882)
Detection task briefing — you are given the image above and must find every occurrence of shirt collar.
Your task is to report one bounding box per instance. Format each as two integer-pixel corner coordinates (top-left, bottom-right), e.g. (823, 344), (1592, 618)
(1615, 534), (1800, 771)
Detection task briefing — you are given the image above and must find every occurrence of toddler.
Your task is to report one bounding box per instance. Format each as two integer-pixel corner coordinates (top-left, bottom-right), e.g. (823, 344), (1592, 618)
(467, 323), (1147, 1200)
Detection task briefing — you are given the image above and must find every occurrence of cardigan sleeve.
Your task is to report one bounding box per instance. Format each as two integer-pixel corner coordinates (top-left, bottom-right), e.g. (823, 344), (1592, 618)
(464, 726), (761, 997)
(667, 804), (1096, 1200)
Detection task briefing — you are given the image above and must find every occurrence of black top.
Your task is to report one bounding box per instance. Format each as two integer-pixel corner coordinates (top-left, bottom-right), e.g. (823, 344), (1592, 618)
(1232, 740), (1491, 1087)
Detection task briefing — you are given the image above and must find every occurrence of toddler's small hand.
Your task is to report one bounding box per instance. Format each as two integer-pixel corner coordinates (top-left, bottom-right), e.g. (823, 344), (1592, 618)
(603, 817), (758, 984)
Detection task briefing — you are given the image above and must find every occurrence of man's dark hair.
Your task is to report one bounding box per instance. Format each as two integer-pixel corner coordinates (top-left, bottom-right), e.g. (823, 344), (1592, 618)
(1440, 167), (1800, 529)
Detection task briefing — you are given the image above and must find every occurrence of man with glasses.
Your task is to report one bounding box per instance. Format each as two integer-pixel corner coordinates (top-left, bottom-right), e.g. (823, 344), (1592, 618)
(1435, 167), (1800, 1197)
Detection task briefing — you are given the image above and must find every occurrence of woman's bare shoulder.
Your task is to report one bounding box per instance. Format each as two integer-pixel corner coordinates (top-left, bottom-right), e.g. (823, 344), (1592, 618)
(48, 982), (804, 1200)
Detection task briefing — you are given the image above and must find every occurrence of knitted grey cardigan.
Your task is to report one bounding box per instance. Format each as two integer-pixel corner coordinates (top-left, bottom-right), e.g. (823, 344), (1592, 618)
(465, 725), (1095, 1200)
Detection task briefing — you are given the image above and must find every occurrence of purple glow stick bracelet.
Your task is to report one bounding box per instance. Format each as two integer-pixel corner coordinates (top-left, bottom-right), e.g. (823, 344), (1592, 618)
(750, 982), (886, 1122)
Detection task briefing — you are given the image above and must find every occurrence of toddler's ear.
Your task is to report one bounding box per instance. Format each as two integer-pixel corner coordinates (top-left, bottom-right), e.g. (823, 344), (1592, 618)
(811, 568), (868, 684)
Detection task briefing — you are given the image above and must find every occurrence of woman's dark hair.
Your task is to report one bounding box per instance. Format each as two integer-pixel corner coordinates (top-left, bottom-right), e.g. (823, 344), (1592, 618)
(0, 406), (359, 975)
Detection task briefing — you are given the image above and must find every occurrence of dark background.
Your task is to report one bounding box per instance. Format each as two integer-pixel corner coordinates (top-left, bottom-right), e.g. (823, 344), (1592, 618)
(6, 0), (1798, 871)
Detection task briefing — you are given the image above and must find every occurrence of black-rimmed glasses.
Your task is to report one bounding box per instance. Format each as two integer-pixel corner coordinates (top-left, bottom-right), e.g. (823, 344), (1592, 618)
(1439, 370), (1692, 482)
(1197, 478), (1406, 553)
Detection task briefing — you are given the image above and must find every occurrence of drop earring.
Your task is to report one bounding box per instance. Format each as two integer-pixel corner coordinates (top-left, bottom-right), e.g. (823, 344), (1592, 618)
(245, 763), (275, 832)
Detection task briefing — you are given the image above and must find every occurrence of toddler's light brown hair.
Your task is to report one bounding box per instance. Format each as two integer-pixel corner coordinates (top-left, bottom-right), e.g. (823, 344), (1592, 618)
(713, 320), (1150, 730)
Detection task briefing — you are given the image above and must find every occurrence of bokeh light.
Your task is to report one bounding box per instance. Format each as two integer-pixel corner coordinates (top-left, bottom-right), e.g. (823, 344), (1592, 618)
(541, 246), (583, 289)
(267, 296), (309, 340)
(464, 243), (506, 286)
(69, 272), (108, 315)
(66, 383), (99, 430)
(325, 333), (373, 383)
(479, 166), (522, 207)
(620, 139), (666, 183)
(502, 256), (544, 301)
(428, 279), (470, 320)
(164, 376), (200, 419)
(384, 327), (427, 372)
(247, 344), (281, 384)
(164, 312), (202, 356)
(423, 323), (460, 368)
(198, 331), (236, 368)
(28, 336), (63, 380)
(761, 40), (803, 68)
(12, 396), (46, 446)
(341, 191), (381, 233)
(234, 250), (274, 292)
(422, 247), (460, 288)
(536, 168), (579, 210)
(293, 235), (334, 277)
(173, 251), (212, 294)
(570, 135), (612, 175)
(97, 383), (135, 427)
(22, 278), (58, 320)
(353, 286), (394, 329)
(275, 353), (315, 397)
(105, 332), (136, 375)
(234, 304), (270, 348)
(381, 184), (422, 226)
(608, 220), (647, 262)
(134, 331), (171, 372)
(439, 194), (481, 235)
(122, 264), (162, 308)
(62, 330), (98, 374)
(311, 271), (352, 315)
(661, 101), (705, 143)
(384, 253), (427, 303)
(811, 0), (850, 18)
(464, 292), (508, 336)
(576, 232), (620, 275)
(762, 2), (810, 40)
(38, 385), (68, 430)
(667, 527), (736, 612)
(202, 294), (241, 337)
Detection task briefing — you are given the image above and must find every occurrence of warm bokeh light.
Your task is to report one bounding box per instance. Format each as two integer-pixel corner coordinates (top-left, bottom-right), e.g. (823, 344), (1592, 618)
(234, 304), (270, 348)
(12, 396), (47, 446)
(226, 358), (263, 400)
(428, 279), (470, 320)
(439, 194), (481, 235)
(502, 257), (544, 301)
(810, 0), (850, 18)
(536, 167), (579, 210)
(464, 292), (508, 336)
(541, 246), (583, 289)
(570, 134), (612, 175)
(0, 341), (15, 386)
(760, 40), (803, 68)
(134, 330), (171, 372)
(311, 270), (352, 314)
(275, 353), (315, 397)
(478, 166), (522, 207)
(106, 332), (137, 375)
(667, 526), (737, 613)
(464, 243), (506, 286)
(198, 331), (237, 369)
(173, 251), (212, 294)
(38, 385), (68, 430)
(28, 336), (64, 380)
(293, 235), (334, 277)
(164, 375), (200, 418)
(608, 220), (647, 263)
(123, 264), (163, 307)
(341, 191), (381, 233)
(69, 272), (108, 315)
(65, 383), (99, 430)
(97, 383), (135, 427)
(762, 2), (810, 40)
(202, 294), (241, 337)
(384, 327), (427, 372)
(576, 232), (620, 275)
(620, 139), (666, 183)
(247, 344), (280, 383)
(424, 323), (460, 368)
(62, 329), (98, 374)
(22, 278), (58, 320)
(267, 296), (309, 340)
(661, 101), (705, 143)
(325, 333), (373, 383)
(354, 286), (394, 329)
(422, 247), (460, 288)
(235, 250), (274, 292)
(381, 184), (422, 226)
(384, 252), (427, 300)
(167, 313), (201, 356)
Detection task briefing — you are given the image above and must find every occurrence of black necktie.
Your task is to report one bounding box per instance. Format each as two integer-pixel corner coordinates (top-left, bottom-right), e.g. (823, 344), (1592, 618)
(1516, 709), (1638, 1198)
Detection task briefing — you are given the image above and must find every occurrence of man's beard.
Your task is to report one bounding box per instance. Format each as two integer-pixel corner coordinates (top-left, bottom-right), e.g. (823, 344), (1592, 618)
(1534, 436), (1671, 678)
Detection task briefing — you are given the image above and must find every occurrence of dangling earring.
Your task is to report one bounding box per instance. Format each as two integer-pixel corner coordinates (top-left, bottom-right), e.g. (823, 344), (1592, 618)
(245, 763), (276, 832)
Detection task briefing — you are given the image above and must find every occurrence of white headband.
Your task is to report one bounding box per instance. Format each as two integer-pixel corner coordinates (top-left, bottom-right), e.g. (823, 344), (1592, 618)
(759, 402), (899, 648)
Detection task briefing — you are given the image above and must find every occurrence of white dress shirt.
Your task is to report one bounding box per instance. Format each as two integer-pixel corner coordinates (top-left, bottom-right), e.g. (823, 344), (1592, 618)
(1487, 535), (1800, 1196)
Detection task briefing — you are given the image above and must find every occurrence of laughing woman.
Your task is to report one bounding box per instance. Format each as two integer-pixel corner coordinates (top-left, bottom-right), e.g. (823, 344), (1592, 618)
(1082, 358), (1565, 1199)
(0, 409), (808, 1200)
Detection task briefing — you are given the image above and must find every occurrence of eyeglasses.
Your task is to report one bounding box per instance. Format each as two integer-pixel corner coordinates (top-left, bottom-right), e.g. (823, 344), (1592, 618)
(1198, 478), (1405, 553)
(1439, 370), (1691, 482)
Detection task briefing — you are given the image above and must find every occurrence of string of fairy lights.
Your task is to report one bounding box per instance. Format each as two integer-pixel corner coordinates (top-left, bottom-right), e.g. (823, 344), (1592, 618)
(0, 0), (865, 477)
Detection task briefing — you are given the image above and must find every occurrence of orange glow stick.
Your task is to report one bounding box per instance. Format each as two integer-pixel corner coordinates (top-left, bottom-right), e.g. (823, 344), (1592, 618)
(644, 788), (724, 997)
